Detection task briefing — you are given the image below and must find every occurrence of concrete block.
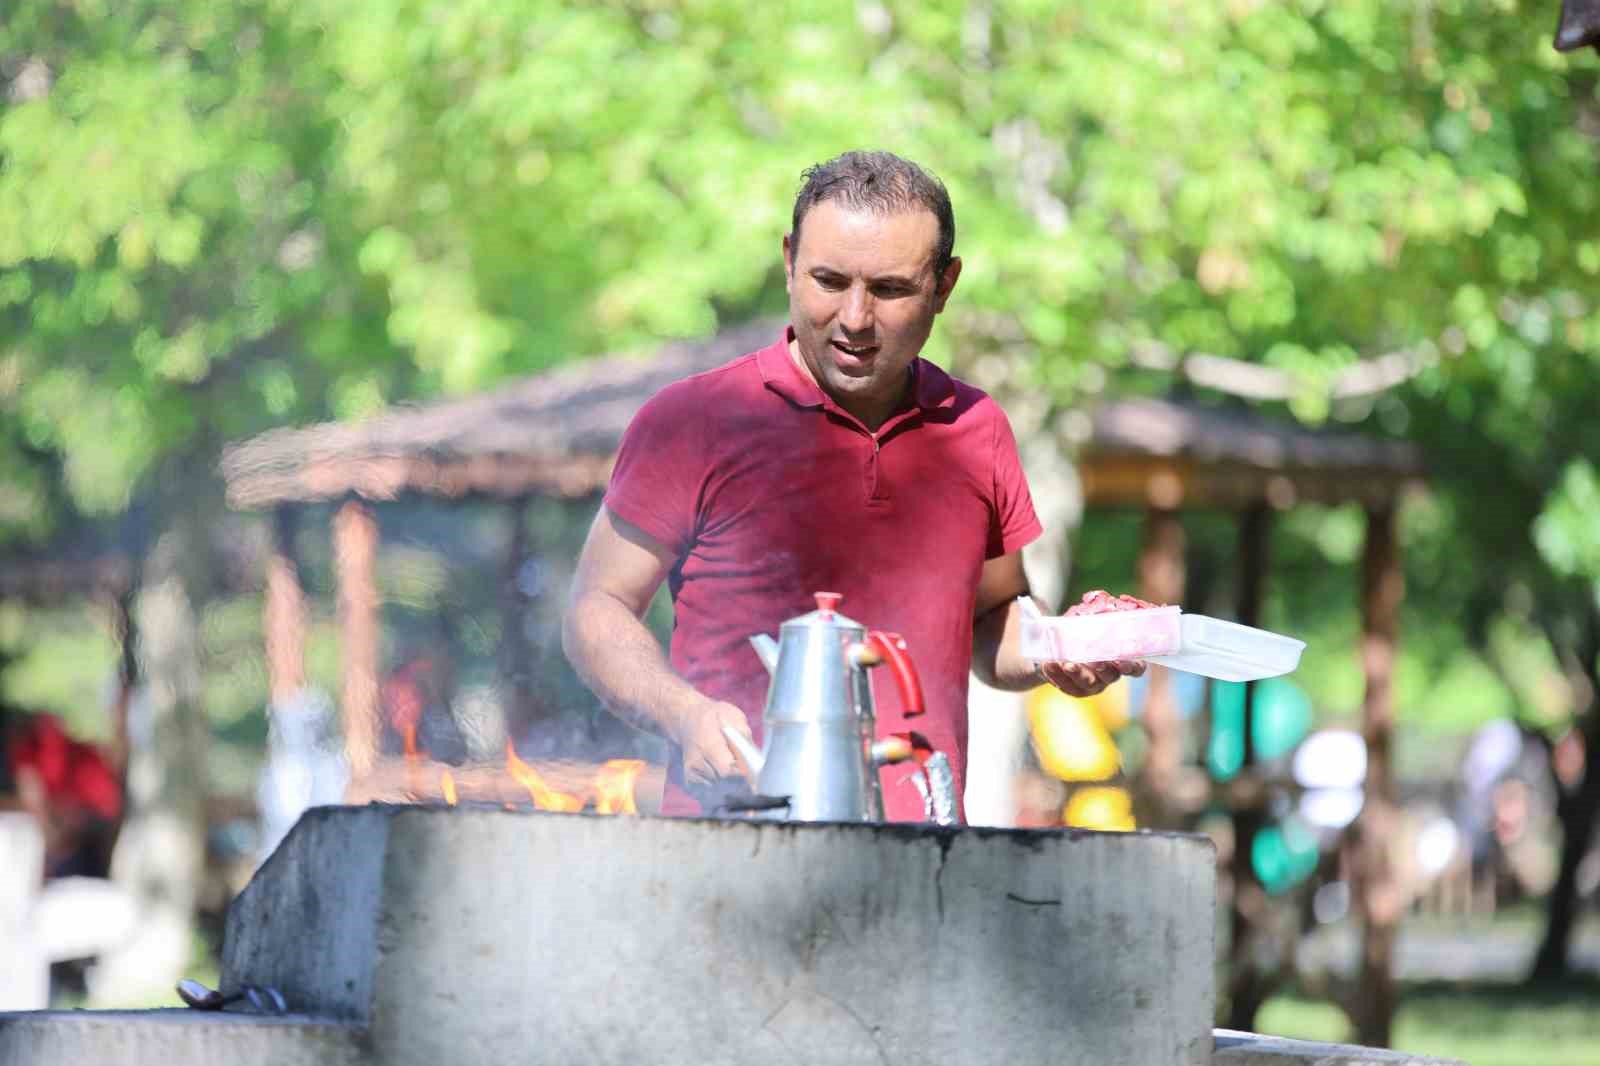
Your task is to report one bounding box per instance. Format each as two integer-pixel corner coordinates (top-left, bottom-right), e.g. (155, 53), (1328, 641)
(0, 1010), (364, 1066)
(1215, 1029), (1467, 1065)
(225, 806), (1216, 1066)
(222, 805), (392, 1020)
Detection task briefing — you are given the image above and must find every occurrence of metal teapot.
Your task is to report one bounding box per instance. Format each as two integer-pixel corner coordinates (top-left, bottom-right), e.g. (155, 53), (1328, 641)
(722, 591), (926, 822)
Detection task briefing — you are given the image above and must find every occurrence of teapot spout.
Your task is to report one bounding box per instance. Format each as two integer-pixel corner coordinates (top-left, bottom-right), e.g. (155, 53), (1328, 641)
(749, 633), (780, 676)
(722, 725), (765, 777)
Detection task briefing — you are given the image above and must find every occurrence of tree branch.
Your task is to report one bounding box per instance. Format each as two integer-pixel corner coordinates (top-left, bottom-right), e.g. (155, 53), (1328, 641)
(1128, 339), (1439, 402)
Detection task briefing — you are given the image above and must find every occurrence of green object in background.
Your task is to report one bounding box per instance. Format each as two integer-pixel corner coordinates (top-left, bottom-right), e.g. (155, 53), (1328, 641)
(1251, 816), (1321, 895)
(1253, 677), (1313, 760)
(1207, 678), (1313, 781)
(1208, 679), (1247, 782)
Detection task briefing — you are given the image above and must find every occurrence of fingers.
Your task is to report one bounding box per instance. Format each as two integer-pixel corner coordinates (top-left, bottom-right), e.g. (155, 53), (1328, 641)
(718, 733), (754, 783)
(684, 743), (741, 786)
(1037, 659), (1145, 696)
(682, 702), (754, 785)
(713, 702), (757, 782)
(1040, 660), (1105, 696)
(1089, 662), (1123, 688)
(683, 754), (728, 787)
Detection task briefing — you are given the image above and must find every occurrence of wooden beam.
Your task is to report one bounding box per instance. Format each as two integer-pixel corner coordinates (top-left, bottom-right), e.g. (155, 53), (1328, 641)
(334, 499), (381, 778)
(1225, 500), (1273, 1031)
(263, 507), (307, 707)
(1236, 502), (1272, 765)
(500, 499), (535, 731)
(227, 451), (616, 510)
(1079, 454), (1417, 511)
(1352, 503), (1402, 1047)
(1135, 506), (1186, 828)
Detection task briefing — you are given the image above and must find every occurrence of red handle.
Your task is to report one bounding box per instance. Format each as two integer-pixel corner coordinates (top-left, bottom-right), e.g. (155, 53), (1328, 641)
(887, 730), (935, 763)
(866, 630), (925, 717)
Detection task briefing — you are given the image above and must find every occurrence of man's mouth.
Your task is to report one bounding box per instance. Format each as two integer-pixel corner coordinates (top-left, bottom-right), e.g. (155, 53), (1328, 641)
(831, 340), (879, 363)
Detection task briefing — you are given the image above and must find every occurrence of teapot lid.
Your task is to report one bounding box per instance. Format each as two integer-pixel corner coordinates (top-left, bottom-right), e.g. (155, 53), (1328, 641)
(784, 591), (864, 631)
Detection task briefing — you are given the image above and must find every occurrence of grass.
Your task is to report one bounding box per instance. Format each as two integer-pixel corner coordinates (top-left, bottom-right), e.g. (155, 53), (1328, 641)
(1257, 977), (1600, 1066)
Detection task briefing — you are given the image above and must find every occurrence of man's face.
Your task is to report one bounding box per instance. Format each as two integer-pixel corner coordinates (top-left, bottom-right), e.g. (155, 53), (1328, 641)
(784, 199), (960, 427)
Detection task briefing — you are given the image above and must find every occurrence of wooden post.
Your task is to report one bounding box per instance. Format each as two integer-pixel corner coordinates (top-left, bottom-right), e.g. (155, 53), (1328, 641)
(1352, 503), (1402, 1047)
(1225, 500), (1273, 1032)
(500, 499), (534, 733)
(1135, 506), (1186, 828)
(264, 506), (307, 708)
(334, 498), (381, 779)
(1532, 606), (1600, 978)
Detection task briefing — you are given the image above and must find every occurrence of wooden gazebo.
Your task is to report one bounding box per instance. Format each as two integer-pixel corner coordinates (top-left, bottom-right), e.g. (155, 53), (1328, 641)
(1077, 393), (1423, 1034)
(219, 319), (781, 781)
(1078, 394), (1423, 821)
(221, 325), (1422, 782)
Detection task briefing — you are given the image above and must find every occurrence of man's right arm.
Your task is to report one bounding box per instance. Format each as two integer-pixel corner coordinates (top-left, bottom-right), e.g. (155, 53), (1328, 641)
(561, 505), (752, 786)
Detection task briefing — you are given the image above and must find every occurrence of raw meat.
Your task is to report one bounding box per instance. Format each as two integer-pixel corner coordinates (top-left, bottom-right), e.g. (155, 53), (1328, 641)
(1063, 589), (1163, 616)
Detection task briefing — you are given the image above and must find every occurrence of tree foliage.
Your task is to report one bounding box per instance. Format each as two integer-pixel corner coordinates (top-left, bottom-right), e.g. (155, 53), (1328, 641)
(2, 0), (1599, 704)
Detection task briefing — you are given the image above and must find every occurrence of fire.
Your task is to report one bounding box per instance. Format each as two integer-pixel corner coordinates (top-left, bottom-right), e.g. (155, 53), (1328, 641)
(505, 741), (583, 812)
(440, 770), (458, 806)
(403, 723), (421, 798)
(594, 759), (646, 815)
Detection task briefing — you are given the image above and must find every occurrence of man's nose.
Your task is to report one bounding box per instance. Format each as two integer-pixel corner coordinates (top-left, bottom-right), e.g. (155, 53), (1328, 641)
(840, 284), (875, 333)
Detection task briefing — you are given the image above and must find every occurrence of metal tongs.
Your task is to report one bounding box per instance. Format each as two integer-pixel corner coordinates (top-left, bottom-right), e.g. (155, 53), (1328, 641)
(176, 978), (287, 1014)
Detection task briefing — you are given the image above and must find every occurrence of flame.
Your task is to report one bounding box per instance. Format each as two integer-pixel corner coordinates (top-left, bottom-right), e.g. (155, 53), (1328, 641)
(402, 723), (421, 801)
(505, 741), (583, 812)
(441, 770), (458, 806)
(594, 759), (645, 815)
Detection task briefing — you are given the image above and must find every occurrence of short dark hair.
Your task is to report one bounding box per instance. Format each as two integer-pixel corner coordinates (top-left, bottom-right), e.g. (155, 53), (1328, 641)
(790, 151), (956, 277)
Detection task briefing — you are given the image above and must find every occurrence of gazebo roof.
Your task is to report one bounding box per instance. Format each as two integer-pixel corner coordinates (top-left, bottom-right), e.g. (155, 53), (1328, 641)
(221, 320), (782, 509)
(1079, 397), (1424, 509)
(221, 321), (1423, 512)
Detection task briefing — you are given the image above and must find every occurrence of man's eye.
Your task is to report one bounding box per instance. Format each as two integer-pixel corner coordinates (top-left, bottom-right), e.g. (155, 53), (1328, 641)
(816, 276), (848, 291)
(872, 285), (913, 299)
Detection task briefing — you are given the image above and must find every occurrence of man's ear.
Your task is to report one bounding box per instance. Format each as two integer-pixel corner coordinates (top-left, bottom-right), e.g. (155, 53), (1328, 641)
(933, 256), (962, 313)
(782, 233), (796, 291)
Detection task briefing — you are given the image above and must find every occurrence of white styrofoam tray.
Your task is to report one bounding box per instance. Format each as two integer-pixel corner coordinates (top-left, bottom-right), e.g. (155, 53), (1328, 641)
(1018, 599), (1305, 683)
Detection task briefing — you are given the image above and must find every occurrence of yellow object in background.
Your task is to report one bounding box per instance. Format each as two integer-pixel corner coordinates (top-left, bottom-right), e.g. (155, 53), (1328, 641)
(1026, 685), (1121, 782)
(1063, 786), (1136, 831)
(1080, 676), (1132, 731)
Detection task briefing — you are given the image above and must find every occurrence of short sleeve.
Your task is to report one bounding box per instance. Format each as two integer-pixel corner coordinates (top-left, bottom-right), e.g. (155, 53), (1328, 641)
(987, 402), (1043, 559)
(604, 384), (706, 558)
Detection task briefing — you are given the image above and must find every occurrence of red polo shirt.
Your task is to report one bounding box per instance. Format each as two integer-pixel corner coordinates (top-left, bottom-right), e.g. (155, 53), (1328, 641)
(604, 327), (1041, 821)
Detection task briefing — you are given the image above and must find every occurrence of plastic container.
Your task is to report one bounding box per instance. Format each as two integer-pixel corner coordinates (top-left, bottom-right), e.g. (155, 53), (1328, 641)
(1145, 614), (1306, 683)
(1018, 599), (1305, 683)
(1018, 601), (1182, 662)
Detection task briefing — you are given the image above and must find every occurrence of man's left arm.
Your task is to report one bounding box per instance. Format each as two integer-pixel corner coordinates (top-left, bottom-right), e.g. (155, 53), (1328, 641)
(971, 551), (1143, 696)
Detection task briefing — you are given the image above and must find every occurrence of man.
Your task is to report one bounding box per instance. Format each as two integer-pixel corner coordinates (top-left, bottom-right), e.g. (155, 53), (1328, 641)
(563, 150), (1141, 821)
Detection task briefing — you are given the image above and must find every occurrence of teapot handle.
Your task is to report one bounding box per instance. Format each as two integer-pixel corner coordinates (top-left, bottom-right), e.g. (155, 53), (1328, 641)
(865, 631), (925, 717)
(870, 730), (934, 766)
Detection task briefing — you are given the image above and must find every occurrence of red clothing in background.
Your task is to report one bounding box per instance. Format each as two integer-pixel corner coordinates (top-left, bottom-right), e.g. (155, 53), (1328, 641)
(605, 327), (1041, 821)
(6, 713), (122, 821)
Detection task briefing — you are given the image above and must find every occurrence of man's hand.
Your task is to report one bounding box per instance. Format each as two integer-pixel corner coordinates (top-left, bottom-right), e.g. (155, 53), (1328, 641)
(1037, 658), (1146, 697)
(672, 699), (756, 787)
(973, 553), (1153, 694)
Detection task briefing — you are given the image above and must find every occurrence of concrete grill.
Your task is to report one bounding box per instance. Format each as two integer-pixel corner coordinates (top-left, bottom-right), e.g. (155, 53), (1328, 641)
(1, 805), (1463, 1066)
